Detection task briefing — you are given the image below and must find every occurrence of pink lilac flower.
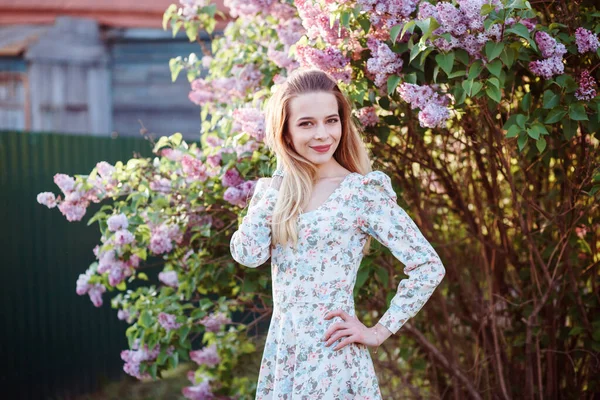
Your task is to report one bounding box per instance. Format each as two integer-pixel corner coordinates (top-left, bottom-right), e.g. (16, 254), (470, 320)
(182, 381), (214, 400)
(269, 1), (296, 20)
(37, 192), (57, 208)
(57, 201), (87, 222)
(534, 31), (567, 58)
(179, 0), (210, 20)
(397, 83), (451, 128)
(223, 186), (244, 207)
(295, 45), (352, 83)
(575, 70), (597, 101)
(96, 161), (115, 179)
(161, 148), (184, 161)
(158, 271), (180, 288)
(190, 344), (220, 368)
(221, 168), (244, 188)
(149, 177), (171, 193)
(529, 56), (564, 79)
(355, 106), (379, 127)
(205, 154), (221, 168)
(181, 155), (209, 182)
(117, 309), (136, 323)
(418, 103), (451, 128)
(88, 284), (106, 307)
(232, 108), (266, 141)
(205, 136), (224, 147)
(366, 38), (404, 88)
(575, 27), (600, 54)
(199, 312), (232, 332)
(276, 18), (305, 47)
(121, 341), (161, 380)
(108, 263), (128, 286)
(158, 312), (183, 331)
(358, 0), (420, 28)
(54, 173), (76, 194)
(114, 229), (134, 246)
(107, 213), (128, 232)
(223, 0), (273, 17)
(149, 223), (183, 255)
(436, 2), (467, 36)
(296, 0), (347, 45)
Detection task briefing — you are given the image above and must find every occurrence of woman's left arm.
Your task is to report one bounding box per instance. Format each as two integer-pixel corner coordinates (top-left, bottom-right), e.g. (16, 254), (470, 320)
(356, 171), (446, 336)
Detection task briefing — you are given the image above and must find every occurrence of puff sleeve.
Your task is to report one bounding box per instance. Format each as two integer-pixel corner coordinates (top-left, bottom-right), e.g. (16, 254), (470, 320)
(357, 171), (445, 334)
(229, 178), (279, 268)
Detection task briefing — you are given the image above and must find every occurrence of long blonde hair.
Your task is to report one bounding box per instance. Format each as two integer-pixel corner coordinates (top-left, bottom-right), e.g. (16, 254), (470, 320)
(263, 68), (374, 253)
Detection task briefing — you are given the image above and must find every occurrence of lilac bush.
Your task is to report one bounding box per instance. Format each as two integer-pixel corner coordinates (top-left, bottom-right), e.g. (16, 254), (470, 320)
(38, 0), (600, 398)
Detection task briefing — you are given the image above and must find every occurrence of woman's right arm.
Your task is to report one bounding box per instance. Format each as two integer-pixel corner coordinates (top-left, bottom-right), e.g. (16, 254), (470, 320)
(229, 177), (280, 268)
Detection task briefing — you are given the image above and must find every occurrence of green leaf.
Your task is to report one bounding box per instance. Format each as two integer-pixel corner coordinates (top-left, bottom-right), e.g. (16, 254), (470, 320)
(486, 85), (502, 103)
(139, 310), (152, 329)
(562, 117), (577, 140)
(340, 11), (350, 28)
(527, 127), (539, 140)
(536, 137), (547, 153)
(400, 20), (416, 38)
(390, 24), (403, 44)
(516, 114), (527, 128)
(462, 79), (473, 96)
(542, 90), (560, 109)
(485, 41), (504, 61)
(517, 132), (528, 151)
(505, 23), (532, 42)
(500, 46), (516, 68)
(471, 81), (483, 96)
(486, 59), (503, 78)
(387, 75), (402, 95)
(435, 52), (455, 76)
(506, 124), (520, 138)
(521, 92), (531, 113)
(569, 103), (588, 121)
(468, 60), (485, 80)
(169, 58), (183, 83)
(409, 43), (423, 63)
(545, 108), (567, 124)
(179, 325), (191, 346)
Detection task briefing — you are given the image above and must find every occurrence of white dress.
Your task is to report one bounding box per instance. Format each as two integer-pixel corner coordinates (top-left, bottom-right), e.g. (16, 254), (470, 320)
(230, 170), (445, 399)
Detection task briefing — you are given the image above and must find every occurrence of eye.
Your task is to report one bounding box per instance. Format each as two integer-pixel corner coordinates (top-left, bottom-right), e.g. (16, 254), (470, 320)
(327, 118), (339, 124)
(299, 121), (313, 127)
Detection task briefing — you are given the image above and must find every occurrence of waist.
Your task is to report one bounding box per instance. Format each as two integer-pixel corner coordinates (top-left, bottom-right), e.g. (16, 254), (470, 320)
(273, 291), (354, 314)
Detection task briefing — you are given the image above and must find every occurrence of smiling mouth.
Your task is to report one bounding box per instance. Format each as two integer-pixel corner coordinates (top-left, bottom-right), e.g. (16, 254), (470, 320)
(310, 144), (331, 151)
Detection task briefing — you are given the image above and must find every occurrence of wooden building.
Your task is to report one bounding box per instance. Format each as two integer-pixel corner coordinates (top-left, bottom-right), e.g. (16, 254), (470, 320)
(0, 0), (228, 139)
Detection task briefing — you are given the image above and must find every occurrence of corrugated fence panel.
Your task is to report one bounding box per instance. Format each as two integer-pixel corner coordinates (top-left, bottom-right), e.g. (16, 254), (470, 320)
(0, 130), (154, 400)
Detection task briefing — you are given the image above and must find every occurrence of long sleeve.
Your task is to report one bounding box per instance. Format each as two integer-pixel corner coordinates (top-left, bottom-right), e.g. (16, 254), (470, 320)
(229, 178), (279, 268)
(356, 171), (445, 334)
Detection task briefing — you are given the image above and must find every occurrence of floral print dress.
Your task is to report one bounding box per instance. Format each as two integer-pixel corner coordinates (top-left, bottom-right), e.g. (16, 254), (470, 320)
(230, 171), (446, 399)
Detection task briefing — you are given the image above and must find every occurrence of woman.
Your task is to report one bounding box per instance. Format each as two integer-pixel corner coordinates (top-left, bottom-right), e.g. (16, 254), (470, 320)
(230, 69), (446, 399)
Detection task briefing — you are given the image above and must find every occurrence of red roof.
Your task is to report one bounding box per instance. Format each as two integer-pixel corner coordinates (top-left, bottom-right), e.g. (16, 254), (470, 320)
(0, 0), (229, 28)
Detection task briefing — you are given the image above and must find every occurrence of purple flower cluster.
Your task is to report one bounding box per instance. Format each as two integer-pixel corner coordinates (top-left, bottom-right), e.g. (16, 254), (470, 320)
(397, 83), (452, 128)
(221, 168), (244, 188)
(181, 155), (209, 182)
(232, 107), (266, 141)
(158, 270), (180, 288)
(179, 0), (209, 20)
(36, 192), (57, 208)
(575, 27), (600, 54)
(121, 340), (165, 380)
(276, 18), (305, 47)
(96, 248), (136, 287)
(149, 222), (183, 255)
(182, 380), (214, 400)
(189, 64), (263, 106)
(355, 106), (379, 127)
(575, 70), (597, 101)
(223, 0), (273, 17)
(223, 179), (257, 208)
(296, 0), (348, 45)
(358, 0), (420, 30)
(190, 344), (221, 368)
(199, 312), (232, 332)
(295, 45), (352, 83)
(76, 265), (106, 307)
(529, 31), (566, 79)
(366, 38), (404, 88)
(416, 0), (515, 58)
(107, 213), (128, 231)
(158, 312), (183, 331)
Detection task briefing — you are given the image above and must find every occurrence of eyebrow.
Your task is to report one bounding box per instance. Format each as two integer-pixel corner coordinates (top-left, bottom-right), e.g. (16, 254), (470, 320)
(296, 114), (339, 122)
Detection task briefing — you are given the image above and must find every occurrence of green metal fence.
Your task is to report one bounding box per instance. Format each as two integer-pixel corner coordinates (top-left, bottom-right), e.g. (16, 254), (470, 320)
(0, 131), (154, 399)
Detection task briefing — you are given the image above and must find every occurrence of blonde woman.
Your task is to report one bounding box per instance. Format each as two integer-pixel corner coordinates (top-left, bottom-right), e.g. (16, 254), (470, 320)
(230, 69), (445, 399)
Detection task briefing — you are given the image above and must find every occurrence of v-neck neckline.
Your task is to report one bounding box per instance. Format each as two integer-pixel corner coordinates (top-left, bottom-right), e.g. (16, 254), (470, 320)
(299, 172), (357, 217)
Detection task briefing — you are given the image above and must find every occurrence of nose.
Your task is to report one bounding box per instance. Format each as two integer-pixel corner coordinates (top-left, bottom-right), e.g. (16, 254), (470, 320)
(314, 122), (328, 139)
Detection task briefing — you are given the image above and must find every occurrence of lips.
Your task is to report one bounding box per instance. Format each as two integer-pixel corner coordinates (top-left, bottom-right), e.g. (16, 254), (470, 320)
(310, 144), (331, 152)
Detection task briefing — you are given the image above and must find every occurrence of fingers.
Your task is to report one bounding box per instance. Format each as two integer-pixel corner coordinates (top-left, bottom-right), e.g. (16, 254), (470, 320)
(323, 321), (348, 341)
(325, 329), (353, 347)
(333, 335), (357, 351)
(324, 309), (350, 321)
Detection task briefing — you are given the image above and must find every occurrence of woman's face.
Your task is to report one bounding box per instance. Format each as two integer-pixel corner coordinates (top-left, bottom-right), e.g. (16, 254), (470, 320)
(286, 91), (342, 166)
